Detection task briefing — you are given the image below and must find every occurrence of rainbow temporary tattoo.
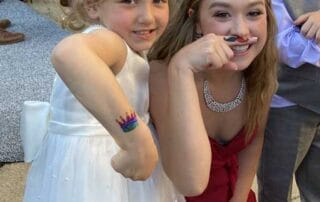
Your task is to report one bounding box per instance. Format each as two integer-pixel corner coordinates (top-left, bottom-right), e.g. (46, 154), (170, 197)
(116, 111), (138, 133)
(224, 35), (248, 43)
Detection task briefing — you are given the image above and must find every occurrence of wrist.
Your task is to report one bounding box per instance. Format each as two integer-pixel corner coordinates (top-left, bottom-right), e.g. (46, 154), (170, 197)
(116, 120), (154, 150)
(168, 56), (194, 79)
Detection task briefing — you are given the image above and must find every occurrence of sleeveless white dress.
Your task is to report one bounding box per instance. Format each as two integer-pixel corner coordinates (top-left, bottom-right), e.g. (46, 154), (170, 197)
(23, 25), (184, 202)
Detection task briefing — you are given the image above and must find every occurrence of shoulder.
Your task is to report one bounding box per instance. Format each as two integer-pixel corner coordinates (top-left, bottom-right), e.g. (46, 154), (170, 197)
(52, 28), (127, 69)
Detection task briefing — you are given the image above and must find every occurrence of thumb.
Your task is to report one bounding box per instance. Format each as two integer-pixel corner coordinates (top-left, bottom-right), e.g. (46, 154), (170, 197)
(111, 150), (127, 173)
(223, 61), (238, 71)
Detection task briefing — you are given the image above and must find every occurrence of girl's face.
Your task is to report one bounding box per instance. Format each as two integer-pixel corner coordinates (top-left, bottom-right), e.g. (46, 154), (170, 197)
(93, 0), (169, 52)
(197, 0), (267, 70)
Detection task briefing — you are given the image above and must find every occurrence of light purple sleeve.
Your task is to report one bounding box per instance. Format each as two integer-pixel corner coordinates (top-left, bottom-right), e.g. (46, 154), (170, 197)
(272, 0), (320, 68)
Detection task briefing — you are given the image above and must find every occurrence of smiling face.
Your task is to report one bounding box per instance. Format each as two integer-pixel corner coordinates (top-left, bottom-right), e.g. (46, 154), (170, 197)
(89, 0), (169, 52)
(197, 0), (267, 70)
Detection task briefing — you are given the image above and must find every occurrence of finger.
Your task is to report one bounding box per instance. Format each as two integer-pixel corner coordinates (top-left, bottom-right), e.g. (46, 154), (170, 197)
(111, 150), (129, 174)
(221, 41), (234, 60)
(206, 50), (223, 69)
(316, 28), (320, 44)
(223, 35), (258, 46)
(305, 24), (318, 39)
(294, 13), (310, 25)
(214, 42), (230, 68)
(220, 42), (238, 70)
(223, 61), (238, 71)
(111, 153), (137, 179)
(300, 21), (312, 37)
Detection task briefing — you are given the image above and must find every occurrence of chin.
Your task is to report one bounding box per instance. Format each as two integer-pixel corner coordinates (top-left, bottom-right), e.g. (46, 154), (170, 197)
(131, 43), (154, 53)
(233, 59), (254, 71)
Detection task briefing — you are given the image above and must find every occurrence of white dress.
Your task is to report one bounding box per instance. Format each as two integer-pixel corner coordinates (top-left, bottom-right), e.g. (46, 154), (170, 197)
(23, 25), (184, 202)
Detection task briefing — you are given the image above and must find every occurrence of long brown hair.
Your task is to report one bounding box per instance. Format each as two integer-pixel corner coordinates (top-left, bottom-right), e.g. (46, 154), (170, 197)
(148, 0), (278, 139)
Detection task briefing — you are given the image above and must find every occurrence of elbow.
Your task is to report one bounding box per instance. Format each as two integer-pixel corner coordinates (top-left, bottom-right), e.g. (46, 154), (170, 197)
(51, 39), (71, 72)
(172, 175), (209, 197)
(51, 36), (82, 73)
(51, 42), (67, 73)
(176, 180), (208, 197)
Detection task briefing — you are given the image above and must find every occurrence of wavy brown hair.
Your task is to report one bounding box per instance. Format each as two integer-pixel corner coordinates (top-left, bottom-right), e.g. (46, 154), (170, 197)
(148, 0), (278, 139)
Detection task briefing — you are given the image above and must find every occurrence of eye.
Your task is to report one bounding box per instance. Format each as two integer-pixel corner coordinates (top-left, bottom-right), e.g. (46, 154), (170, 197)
(248, 10), (263, 17)
(213, 11), (231, 18)
(120, 0), (136, 4)
(153, 0), (167, 4)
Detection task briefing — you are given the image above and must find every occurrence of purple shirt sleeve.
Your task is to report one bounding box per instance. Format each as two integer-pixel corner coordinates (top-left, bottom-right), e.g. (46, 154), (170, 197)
(272, 0), (320, 68)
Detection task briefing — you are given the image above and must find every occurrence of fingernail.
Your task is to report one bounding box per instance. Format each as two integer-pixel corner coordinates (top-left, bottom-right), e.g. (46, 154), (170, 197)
(249, 37), (258, 42)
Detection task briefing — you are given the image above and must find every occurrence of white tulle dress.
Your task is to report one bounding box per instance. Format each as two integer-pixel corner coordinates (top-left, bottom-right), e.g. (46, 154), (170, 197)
(23, 25), (185, 202)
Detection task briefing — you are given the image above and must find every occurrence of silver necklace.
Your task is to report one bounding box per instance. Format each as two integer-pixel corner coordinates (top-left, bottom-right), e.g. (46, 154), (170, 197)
(203, 78), (246, 113)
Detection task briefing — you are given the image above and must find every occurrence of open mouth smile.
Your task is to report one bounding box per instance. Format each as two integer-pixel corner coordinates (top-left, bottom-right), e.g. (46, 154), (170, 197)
(133, 29), (156, 40)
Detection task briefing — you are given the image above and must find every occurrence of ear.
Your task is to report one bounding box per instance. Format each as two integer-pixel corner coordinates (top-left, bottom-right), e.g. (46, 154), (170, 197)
(188, 8), (202, 35)
(85, 2), (100, 20)
(188, 8), (194, 17)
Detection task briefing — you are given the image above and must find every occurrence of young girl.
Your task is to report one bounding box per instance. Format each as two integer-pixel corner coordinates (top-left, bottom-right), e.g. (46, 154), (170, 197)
(23, 0), (183, 201)
(148, 0), (278, 201)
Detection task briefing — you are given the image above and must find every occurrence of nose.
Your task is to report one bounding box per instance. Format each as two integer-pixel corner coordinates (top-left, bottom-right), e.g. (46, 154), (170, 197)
(137, 4), (154, 25)
(231, 16), (250, 39)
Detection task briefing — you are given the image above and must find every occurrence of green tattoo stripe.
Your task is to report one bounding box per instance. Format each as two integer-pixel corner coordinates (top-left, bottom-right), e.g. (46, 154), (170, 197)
(116, 111), (139, 133)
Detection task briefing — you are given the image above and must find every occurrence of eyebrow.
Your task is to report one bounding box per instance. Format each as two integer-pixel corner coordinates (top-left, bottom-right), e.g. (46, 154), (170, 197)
(209, 0), (265, 9)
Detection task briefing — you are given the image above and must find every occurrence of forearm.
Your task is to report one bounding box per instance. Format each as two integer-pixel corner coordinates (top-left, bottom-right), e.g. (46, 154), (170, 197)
(51, 39), (154, 150)
(160, 61), (211, 196)
(230, 132), (263, 202)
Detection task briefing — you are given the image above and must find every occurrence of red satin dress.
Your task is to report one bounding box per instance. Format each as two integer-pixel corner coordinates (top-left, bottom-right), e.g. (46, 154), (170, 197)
(185, 128), (257, 202)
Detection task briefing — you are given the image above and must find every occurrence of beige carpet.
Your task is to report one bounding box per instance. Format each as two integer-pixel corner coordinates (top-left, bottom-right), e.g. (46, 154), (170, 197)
(0, 163), (29, 202)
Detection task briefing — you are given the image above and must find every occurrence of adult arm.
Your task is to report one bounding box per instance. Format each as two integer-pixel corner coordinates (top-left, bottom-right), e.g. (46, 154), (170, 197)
(229, 115), (268, 202)
(51, 29), (158, 180)
(150, 34), (235, 196)
(150, 60), (211, 196)
(272, 0), (320, 68)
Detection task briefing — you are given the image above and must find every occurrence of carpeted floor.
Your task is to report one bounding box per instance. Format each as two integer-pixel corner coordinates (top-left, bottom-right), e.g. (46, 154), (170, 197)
(0, 0), (69, 162)
(0, 163), (29, 202)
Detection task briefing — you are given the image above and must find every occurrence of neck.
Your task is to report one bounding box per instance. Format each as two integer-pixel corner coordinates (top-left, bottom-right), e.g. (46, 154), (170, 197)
(201, 69), (243, 87)
(197, 70), (245, 105)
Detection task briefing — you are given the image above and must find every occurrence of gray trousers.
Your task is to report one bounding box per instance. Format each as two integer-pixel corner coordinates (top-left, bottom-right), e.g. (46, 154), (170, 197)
(258, 106), (320, 202)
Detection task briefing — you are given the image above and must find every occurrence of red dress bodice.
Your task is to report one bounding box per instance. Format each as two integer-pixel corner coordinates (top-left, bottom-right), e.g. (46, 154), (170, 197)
(185, 128), (257, 202)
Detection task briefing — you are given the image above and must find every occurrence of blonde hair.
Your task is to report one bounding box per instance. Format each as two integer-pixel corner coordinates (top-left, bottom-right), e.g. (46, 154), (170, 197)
(69, 0), (104, 24)
(69, 0), (177, 24)
(148, 0), (278, 139)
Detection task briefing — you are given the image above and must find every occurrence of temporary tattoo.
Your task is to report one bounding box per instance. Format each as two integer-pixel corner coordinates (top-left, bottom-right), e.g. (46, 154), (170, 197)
(224, 35), (249, 43)
(116, 111), (138, 133)
(224, 35), (238, 42)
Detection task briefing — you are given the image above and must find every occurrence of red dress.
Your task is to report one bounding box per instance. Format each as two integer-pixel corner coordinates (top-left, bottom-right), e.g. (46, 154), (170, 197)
(185, 128), (257, 202)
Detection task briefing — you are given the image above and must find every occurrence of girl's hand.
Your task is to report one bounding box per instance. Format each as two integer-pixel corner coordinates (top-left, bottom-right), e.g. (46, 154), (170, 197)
(171, 33), (237, 72)
(111, 138), (158, 181)
(170, 33), (258, 73)
(295, 10), (320, 44)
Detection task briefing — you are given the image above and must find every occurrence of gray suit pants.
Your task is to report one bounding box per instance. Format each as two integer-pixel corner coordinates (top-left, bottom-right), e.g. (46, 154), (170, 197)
(258, 106), (320, 202)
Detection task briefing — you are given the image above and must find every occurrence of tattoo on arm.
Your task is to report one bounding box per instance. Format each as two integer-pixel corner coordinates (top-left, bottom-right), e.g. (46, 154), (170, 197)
(116, 111), (139, 133)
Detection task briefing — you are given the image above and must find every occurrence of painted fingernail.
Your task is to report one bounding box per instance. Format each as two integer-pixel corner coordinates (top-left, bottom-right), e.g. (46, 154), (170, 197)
(249, 37), (258, 42)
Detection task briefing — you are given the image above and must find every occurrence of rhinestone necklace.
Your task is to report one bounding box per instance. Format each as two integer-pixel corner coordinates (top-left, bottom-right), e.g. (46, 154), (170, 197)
(203, 78), (246, 113)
